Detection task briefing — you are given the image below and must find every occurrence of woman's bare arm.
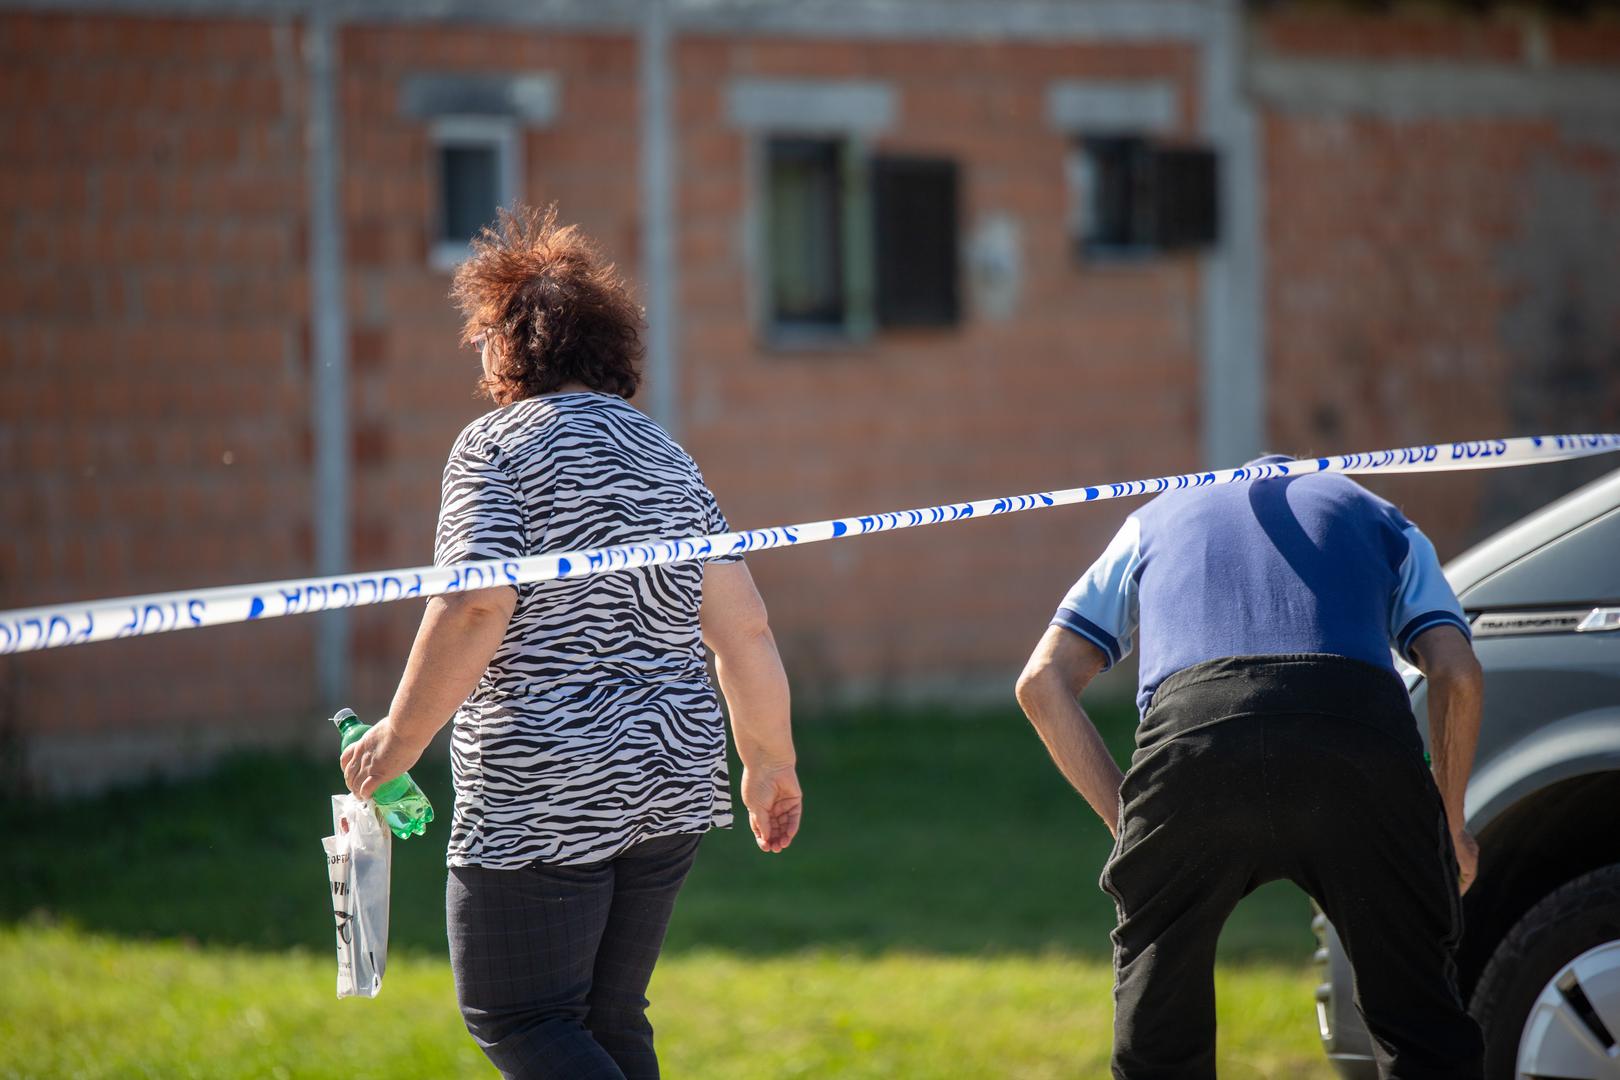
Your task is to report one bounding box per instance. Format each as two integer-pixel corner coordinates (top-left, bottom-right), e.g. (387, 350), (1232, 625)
(701, 561), (801, 853)
(341, 586), (516, 799)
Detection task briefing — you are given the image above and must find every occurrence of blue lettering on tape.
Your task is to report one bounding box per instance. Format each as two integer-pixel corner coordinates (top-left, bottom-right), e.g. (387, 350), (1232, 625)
(7, 432), (1620, 653)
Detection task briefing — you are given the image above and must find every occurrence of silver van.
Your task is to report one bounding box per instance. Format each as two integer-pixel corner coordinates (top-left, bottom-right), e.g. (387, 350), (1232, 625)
(1315, 467), (1620, 1079)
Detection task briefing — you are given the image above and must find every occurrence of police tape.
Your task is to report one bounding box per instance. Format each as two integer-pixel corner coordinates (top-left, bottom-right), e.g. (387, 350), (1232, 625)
(3, 433), (1618, 655)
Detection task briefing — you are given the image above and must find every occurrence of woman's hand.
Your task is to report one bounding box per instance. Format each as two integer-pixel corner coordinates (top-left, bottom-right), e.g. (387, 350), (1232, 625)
(741, 764), (802, 853)
(340, 718), (425, 801)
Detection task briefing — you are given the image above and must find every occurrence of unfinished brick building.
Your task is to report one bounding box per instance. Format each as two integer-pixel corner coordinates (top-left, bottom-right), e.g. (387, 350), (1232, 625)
(3, 0), (1618, 790)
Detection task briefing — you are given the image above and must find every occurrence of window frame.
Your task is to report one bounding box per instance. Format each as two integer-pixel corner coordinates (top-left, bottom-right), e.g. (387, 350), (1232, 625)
(429, 115), (521, 272)
(754, 132), (876, 349)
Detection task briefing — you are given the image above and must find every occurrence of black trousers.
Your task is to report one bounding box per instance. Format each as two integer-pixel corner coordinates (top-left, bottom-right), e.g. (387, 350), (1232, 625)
(1101, 655), (1484, 1080)
(447, 832), (702, 1080)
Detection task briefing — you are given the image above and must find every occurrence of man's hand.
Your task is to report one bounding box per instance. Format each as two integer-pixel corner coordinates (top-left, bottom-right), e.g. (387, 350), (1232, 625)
(1453, 827), (1479, 895)
(741, 764), (802, 853)
(340, 717), (426, 801)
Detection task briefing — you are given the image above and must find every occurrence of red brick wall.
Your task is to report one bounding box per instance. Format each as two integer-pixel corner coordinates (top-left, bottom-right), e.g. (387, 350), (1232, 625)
(1256, 12), (1620, 557)
(334, 26), (643, 712)
(673, 37), (1204, 694)
(0, 12), (317, 786)
(0, 16), (651, 785)
(10, 7), (1616, 790)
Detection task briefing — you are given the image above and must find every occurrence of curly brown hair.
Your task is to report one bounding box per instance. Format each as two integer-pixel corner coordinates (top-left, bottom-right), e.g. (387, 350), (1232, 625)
(450, 204), (644, 405)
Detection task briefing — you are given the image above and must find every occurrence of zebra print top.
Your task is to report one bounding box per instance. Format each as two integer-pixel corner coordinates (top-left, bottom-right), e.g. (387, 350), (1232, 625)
(433, 391), (741, 869)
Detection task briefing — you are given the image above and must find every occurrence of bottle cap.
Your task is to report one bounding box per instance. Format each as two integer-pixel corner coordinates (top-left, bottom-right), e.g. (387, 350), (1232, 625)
(330, 707), (358, 729)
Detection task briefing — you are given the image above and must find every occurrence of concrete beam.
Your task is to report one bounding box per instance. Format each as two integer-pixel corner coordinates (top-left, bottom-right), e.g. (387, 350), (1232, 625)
(8, 0), (1211, 40)
(1200, 0), (1265, 469)
(641, 0), (680, 436)
(1251, 56), (1620, 119)
(304, 14), (352, 708)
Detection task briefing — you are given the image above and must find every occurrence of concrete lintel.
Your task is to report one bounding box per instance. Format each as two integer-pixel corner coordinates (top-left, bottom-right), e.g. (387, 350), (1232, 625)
(401, 72), (560, 124)
(727, 77), (896, 135)
(1046, 80), (1179, 135)
(1251, 56), (1620, 120)
(679, 0), (1208, 40)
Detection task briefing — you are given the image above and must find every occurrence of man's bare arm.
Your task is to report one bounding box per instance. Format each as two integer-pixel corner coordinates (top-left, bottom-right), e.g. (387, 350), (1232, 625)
(1408, 624), (1483, 893)
(1015, 626), (1124, 837)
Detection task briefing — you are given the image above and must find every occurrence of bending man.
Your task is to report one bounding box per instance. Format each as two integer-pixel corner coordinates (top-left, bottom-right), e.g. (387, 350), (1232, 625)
(1016, 456), (1484, 1080)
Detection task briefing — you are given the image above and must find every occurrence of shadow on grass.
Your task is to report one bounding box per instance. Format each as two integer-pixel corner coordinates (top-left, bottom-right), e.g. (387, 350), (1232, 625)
(0, 704), (1316, 964)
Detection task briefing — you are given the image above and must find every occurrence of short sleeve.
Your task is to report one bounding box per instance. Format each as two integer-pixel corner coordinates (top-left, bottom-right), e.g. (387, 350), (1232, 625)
(1389, 524), (1470, 660)
(434, 434), (527, 568)
(699, 482), (745, 566)
(1052, 516), (1143, 671)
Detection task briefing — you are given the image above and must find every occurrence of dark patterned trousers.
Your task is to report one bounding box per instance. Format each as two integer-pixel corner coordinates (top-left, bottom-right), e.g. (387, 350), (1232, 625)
(1101, 655), (1484, 1080)
(447, 832), (703, 1080)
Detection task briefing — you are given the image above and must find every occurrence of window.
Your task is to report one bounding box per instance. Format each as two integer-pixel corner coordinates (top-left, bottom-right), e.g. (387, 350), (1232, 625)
(762, 138), (960, 342)
(1069, 136), (1217, 259)
(431, 117), (519, 270)
(766, 138), (852, 332)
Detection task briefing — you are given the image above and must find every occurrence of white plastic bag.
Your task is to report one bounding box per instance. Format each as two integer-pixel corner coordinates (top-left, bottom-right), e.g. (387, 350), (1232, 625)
(322, 793), (392, 998)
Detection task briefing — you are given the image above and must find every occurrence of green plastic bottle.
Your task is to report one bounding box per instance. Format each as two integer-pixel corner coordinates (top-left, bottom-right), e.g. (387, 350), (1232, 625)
(332, 708), (434, 840)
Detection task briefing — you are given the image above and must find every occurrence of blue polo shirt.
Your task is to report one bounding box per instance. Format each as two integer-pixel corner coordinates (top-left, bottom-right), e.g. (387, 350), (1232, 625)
(1054, 458), (1471, 713)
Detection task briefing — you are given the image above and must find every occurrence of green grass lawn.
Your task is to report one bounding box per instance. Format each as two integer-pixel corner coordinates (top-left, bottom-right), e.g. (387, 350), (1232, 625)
(0, 704), (1333, 1078)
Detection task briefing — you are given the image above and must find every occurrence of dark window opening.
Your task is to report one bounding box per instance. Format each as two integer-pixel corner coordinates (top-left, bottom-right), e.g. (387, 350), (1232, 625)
(1152, 145), (1219, 251)
(766, 137), (847, 330)
(1074, 136), (1218, 258)
(872, 156), (960, 329)
(439, 143), (501, 247)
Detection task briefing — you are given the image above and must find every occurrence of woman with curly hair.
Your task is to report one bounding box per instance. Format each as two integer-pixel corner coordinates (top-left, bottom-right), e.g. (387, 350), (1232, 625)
(341, 205), (801, 1080)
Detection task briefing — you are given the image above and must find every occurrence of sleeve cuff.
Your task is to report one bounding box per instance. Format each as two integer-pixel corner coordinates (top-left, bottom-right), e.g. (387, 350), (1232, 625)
(1052, 608), (1123, 670)
(1397, 611), (1472, 660)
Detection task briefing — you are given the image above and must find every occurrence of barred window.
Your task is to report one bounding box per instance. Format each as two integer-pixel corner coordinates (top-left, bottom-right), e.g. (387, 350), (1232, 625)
(1069, 136), (1218, 259)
